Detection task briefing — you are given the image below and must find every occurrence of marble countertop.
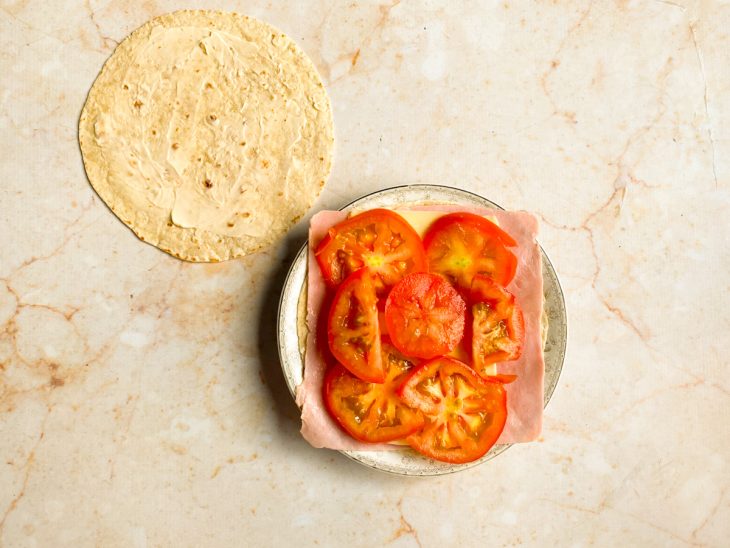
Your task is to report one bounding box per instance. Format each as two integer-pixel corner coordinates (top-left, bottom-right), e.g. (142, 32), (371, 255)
(1, 1), (728, 546)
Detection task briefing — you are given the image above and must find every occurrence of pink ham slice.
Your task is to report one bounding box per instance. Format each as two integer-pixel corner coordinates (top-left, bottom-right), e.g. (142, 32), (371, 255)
(297, 210), (392, 450)
(296, 207), (544, 450)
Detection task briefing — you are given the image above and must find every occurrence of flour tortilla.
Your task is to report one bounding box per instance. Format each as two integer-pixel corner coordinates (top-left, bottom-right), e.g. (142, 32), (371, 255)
(79, 10), (334, 261)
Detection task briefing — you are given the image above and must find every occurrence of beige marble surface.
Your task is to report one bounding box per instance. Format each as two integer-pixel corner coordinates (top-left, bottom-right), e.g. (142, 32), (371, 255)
(1, 0), (729, 546)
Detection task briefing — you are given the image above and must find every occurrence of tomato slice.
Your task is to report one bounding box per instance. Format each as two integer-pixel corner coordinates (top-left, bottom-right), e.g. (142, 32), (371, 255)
(384, 272), (466, 359)
(328, 268), (384, 383)
(315, 209), (427, 291)
(399, 357), (507, 463)
(323, 342), (425, 443)
(469, 275), (525, 377)
(423, 212), (518, 289)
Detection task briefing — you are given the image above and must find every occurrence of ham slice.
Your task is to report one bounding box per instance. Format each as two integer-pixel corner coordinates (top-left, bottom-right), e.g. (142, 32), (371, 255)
(297, 210), (395, 450)
(296, 206), (544, 450)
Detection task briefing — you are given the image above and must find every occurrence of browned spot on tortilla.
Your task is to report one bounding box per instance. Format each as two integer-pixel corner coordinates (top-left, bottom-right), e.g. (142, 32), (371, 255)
(351, 48), (360, 66)
(204, 178), (213, 188)
(133, 100), (143, 108)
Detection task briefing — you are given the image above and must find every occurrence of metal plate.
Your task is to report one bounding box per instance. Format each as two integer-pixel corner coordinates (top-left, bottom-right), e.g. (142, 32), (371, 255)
(277, 185), (567, 476)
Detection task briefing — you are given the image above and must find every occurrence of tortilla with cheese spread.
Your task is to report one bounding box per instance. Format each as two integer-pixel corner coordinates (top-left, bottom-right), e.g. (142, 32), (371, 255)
(79, 10), (334, 261)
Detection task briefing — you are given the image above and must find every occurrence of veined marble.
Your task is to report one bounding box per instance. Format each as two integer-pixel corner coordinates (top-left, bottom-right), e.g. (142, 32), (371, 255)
(1, 0), (728, 546)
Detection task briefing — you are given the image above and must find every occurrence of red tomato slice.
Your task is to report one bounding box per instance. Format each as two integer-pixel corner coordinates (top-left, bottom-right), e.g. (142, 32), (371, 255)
(469, 275), (525, 377)
(399, 357), (507, 464)
(315, 209), (427, 292)
(423, 212), (518, 289)
(384, 272), (466, 359)
(328, 268), (384, 383)
(323, 341), (425, 443)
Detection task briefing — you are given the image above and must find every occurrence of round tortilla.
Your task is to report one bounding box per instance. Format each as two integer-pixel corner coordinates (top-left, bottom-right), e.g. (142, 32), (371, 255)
(79, 10), (334, 261)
